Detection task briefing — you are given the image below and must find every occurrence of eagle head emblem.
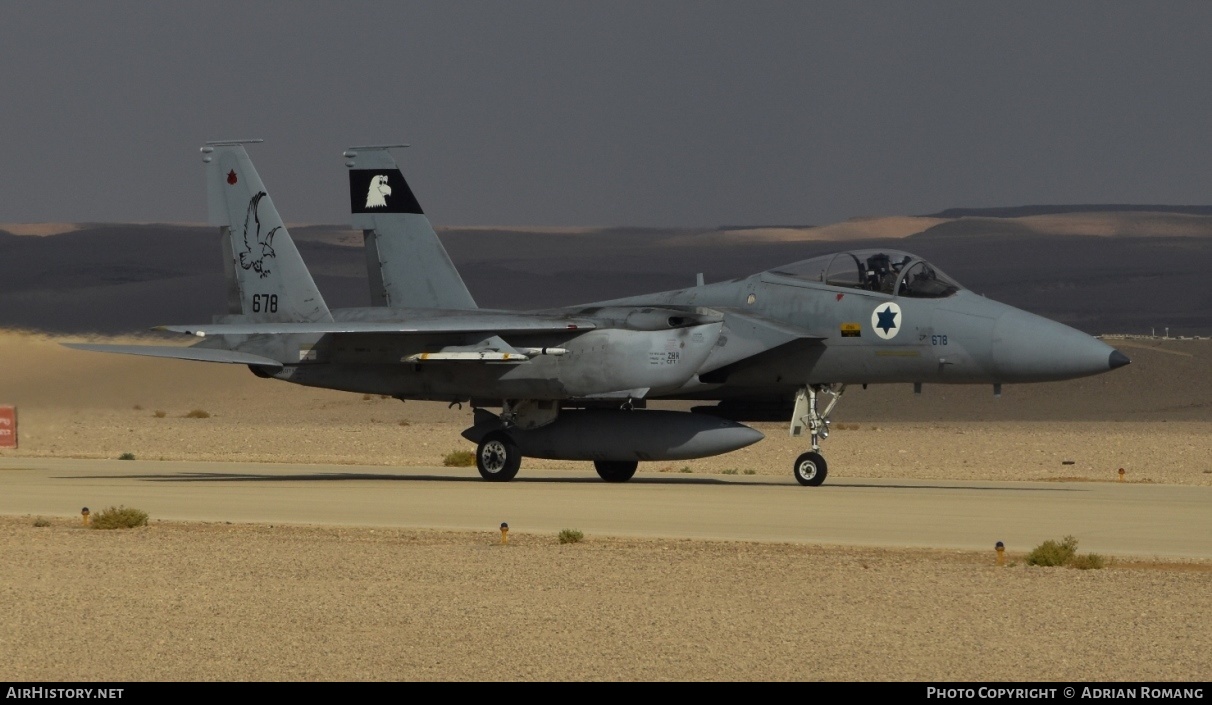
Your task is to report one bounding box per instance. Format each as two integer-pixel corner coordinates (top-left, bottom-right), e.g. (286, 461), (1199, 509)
(365, 174), (392, 208)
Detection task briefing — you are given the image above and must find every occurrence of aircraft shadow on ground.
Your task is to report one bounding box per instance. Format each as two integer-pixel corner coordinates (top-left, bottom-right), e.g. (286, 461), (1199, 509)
(56, 471), (746, 486)
(51, 471), (1084, 491)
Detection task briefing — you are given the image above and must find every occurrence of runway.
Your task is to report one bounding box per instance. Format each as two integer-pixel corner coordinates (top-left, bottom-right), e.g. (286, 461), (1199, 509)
(1, 457), (1209, 559)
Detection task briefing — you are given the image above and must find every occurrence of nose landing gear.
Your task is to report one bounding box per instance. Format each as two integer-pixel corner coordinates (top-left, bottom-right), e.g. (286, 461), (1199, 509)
(790, 384), (845, 486)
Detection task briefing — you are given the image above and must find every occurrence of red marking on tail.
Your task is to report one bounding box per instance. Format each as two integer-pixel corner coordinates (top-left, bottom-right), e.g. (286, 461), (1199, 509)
(227, 170), (238, 185)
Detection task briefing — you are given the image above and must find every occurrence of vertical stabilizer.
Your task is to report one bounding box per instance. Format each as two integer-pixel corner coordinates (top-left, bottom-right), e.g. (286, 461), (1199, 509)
(345, 145), (477, 309)
(202, 141), (332, 323)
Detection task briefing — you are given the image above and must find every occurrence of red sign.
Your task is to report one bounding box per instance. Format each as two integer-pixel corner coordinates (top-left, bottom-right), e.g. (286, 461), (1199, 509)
(0, 406), (15, 449)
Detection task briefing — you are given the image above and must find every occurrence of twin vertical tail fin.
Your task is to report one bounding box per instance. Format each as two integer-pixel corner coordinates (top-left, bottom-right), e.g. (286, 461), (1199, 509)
(202, 141), (332, 323)
(345, 146), (477, 310)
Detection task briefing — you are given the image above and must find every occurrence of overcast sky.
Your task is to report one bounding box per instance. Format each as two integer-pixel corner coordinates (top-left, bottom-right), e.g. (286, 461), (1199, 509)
(2, 2), (1210, 227)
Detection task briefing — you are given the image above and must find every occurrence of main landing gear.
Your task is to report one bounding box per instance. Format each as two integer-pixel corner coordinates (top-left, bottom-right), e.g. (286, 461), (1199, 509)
(790, 384), (846, 486)
(476, 431), (521, 482)
(472, 400), (646, 483)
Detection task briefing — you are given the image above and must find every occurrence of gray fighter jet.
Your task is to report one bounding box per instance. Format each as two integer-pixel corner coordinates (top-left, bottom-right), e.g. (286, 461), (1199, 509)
(68, 142), (1130, 486)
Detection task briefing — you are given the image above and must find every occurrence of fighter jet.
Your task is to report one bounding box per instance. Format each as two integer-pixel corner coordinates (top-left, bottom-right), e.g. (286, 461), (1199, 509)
(67, 141), (1130, 486)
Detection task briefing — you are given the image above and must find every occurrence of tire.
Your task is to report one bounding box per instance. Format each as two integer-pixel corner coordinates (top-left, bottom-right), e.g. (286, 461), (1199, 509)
(793, 451), (828, 486)
(477, 432), (521, 482)
(594, 460), (638, 483)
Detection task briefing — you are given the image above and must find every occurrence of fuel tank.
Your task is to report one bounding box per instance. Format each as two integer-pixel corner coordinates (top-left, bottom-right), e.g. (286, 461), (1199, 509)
(461, 408), (764, 462)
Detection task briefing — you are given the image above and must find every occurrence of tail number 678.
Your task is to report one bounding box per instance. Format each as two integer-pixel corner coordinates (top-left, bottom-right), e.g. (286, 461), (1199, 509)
(252, 294), (278, 313)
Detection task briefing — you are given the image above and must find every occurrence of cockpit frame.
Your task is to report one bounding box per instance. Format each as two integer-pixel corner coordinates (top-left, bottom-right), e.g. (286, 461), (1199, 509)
(767, 249), (961, 299)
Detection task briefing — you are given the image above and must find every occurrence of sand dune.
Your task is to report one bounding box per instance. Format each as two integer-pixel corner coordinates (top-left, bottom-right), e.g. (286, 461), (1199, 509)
(713, 216), (947, 243)
(0, 223), (82, 236)
(3, 218), (1211, 335)
(951, 212), (1212, 238)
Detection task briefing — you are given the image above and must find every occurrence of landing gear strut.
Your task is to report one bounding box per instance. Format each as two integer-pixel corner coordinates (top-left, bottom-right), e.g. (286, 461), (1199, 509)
(789, 384), (846, 486)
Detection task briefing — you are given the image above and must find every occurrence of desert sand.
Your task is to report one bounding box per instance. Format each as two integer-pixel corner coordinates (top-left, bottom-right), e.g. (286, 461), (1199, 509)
(2, 516), (1209, 681)
(1, 330), (1209, 681)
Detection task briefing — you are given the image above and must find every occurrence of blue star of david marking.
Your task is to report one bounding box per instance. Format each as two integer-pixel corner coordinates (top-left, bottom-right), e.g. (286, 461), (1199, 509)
(875, 305), (898, 334)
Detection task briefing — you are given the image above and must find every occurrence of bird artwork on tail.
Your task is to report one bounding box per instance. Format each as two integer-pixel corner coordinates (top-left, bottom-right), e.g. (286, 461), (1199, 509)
(238, 191), (279, 278)
(365, 174), (391, 208)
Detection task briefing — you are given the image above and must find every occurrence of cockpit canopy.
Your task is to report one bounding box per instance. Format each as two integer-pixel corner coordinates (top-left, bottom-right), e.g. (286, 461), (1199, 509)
(768, 249), (962, 299)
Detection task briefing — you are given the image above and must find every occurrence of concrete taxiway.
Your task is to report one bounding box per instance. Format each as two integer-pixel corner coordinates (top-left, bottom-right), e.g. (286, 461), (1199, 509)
(1, 457), (1208, 559)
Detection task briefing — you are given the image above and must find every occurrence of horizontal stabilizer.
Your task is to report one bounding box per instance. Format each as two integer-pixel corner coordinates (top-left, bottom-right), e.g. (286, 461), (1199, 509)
(156, 317), (597, 337)
(62, 343), (283, 369)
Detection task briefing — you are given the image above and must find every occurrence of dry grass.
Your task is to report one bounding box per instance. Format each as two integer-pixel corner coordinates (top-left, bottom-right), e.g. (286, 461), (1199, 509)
(1070, 553), (1107, 570)
(443, 450), (475, 467)
(183, 409), (210, 419)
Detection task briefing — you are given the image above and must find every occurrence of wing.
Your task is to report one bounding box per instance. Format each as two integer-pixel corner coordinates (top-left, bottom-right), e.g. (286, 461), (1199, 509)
(154, 315), (598, 337)
(62, 343), (283, 369)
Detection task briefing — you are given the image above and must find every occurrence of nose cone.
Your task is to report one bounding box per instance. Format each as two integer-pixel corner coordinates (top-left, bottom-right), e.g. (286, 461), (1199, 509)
(993, 309), (1126, 382)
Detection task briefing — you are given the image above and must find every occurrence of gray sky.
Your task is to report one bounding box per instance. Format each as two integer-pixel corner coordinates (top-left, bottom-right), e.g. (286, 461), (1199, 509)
(2, 2), (1210, 227)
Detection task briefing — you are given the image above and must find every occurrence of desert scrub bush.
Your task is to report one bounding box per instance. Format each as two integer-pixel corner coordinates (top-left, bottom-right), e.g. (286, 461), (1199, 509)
(152, 410), (166, 418)
(183, 409), (210, 419)
(1069, 553), (1107, 570)
(118, 452), (136, 460)
(679, 466), (693, 473)
(443, 450), (475, 467)
(558, 528), (584, 544)
(90, 505), (149, 530)
(1027, 535), (1103, 569)
(721, 468), (738, 475)
(1027, 536), (1078, 566)
(743, 469), (756, 475)
(32, 517), (51, 527)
